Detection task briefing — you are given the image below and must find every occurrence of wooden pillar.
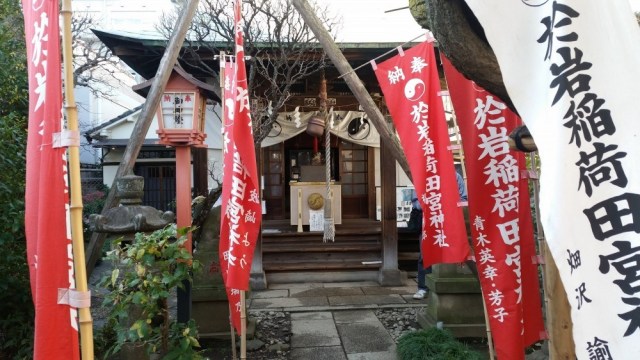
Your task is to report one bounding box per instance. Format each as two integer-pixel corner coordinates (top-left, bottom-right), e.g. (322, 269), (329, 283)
(543, 242), (576, 359)
(175, 146), (193, 322)
(250, 145), (267, 290)
(378, 140), (404, 286)
(192, 147), (209, 198)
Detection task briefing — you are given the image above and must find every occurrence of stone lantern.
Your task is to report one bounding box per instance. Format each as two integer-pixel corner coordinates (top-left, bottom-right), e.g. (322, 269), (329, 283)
(89, 174), (174, 238)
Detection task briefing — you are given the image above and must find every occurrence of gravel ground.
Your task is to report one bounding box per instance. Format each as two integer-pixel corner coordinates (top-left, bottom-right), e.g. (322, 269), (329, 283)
(374, 307), (421, 342)
(200, 311), (291, 360)
(201, 308), (421, 359)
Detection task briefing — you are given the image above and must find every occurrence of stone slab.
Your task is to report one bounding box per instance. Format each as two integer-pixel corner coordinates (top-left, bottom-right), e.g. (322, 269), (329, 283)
(378, 269), (406, 286)
(328, 294), (406, 306)
(291, 318), (340, 348)
(333, 310), (378, 324)
(250, 296), (328, 309)
(361, 286), (415, 296)
(426, 275), (482, 294)
(251, 289), (289, 299)
(323, 281), (379, 288)
(347, 350), (398, 360)
(401, 294), (427, 304)
(291, 311), (333, 321)
(336, 321), (395, 354)
(269, 282), (324, 290)
(288, 305), (378, 313)
(290, 286), (364, 297)
(291, 346), (347, 360)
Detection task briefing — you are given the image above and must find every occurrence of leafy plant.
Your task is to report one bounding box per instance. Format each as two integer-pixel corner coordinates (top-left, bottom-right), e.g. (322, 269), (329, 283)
(396, 328), (484, 360)
(0, 2), (33, 358)
(100, 225), (203, 359)
(83, 184), (109, 219)
(82, 184), (109, 247)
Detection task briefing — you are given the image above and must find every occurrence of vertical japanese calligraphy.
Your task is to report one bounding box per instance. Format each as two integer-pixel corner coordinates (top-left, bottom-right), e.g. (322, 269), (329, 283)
(464, 0), (640, 358)
(219, 0), (262, 333)
(23, 0), (80, 358)
(373, 41), (469, 268)
(443, 55), (546, 360)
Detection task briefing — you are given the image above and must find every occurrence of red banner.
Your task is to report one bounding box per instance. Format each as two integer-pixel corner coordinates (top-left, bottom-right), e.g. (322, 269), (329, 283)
(23, 0), (79, 359)
(442, 56), (546, 359)
(374, 41), (469, 268)
(219, 0), (262, 333)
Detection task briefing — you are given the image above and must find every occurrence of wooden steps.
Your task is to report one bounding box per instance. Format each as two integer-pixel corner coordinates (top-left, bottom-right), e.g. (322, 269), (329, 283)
(263, 242), (381, 253)
(263, 261), (382, 272)
(260, 219), (421, 279)
(262, 222), (383, 276)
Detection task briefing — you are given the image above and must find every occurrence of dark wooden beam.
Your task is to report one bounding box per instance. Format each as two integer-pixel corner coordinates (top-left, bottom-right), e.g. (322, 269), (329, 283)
(379, 137), (404, 285)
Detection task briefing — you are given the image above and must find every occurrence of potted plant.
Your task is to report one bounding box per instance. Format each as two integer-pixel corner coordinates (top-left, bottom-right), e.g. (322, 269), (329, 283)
(99, 225), (203, 359)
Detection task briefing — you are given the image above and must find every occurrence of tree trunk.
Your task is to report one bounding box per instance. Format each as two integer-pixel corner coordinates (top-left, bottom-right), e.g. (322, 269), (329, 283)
(411, 0), (515, 112)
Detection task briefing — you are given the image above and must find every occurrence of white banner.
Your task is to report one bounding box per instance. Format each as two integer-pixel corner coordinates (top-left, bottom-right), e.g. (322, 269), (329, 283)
(464, 1), (640, 358)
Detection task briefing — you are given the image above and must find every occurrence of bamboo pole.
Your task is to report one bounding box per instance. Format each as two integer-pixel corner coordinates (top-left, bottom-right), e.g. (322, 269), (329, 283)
(219, 52), (239, 360)
(85, 0), (201, 275)
(229, 303), (238, 360)
(530, 154), (575, 359)
(291, 0), (413, 182)
(240, 291), (247, 360)
(480, 292), (496, 360)
(60, 0), (94, 358)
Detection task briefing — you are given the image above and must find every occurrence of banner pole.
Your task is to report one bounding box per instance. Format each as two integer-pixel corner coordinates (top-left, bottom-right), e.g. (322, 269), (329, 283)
(240, 290), (247, 360)
(228, 303), (238, 360)
(220, 51), (239, 360)
(449, 111), (494, 360)
(529, 153), (548, 305)
(480, 291), (496, 360)
(60, 0), (94, 358)
(530, 153), (575, 358)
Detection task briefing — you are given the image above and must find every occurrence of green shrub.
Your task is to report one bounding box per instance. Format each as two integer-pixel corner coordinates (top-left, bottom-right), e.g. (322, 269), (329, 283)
(82, 184), (109, 244)
(83, 184), (109, 219)
(0, 2), (33, 356)
(397, 328), (484, 360)
(99, 226), (203, 359)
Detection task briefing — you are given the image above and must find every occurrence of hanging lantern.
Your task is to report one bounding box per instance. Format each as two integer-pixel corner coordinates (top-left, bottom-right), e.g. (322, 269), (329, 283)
(133, 66), (219, 147)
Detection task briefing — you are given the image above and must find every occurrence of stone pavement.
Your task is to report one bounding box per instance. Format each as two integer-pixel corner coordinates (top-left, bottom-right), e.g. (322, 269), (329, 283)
(248, 280), (426, 360)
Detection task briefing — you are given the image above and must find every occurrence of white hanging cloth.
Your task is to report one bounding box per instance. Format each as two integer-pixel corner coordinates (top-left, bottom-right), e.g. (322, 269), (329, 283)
(260, 110), (380, 148)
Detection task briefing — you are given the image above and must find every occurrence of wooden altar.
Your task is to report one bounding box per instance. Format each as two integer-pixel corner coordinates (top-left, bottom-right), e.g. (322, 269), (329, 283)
(289, 181), (342, 226)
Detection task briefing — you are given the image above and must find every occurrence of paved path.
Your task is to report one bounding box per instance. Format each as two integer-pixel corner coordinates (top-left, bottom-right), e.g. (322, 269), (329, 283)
(249, 280), (425, 360)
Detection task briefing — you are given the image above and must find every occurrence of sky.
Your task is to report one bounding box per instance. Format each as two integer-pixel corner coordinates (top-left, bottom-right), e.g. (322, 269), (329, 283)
(322, 0), (424, 43)
(75, 0), (639, 43)
(73, 0), (424, 43)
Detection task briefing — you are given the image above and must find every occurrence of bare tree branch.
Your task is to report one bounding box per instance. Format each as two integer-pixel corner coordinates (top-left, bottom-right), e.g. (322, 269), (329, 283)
(157, 0), (340, 144)
(71, 11), (128, 98)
